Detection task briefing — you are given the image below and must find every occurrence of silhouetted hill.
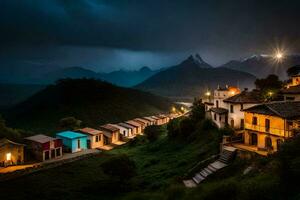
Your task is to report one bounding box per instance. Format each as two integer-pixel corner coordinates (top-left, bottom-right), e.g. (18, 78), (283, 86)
(44, 67), (99, 83)
(0, 84), (46, 108)
(221, 54), (300, 79)
(4, 79), (173, 134)
(135, 54), (256, 98)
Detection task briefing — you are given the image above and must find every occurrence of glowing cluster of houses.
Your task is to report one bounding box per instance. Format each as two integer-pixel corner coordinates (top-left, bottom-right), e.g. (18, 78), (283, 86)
(0, 114), (176, 167)
(204, 73), (300, 155)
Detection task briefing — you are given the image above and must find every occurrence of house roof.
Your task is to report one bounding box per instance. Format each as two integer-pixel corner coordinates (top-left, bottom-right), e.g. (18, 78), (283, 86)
(281, 85), (300, 94)
(78, 127), (102, 136)
(134, 118), (148, 124)
(117, 123), (135, 129)
(56, 131), (87, 139)
(223, 91), (263, 104)
(150, 116), (160, 120)
(210, 107), (228, 114)
(142, 117), (156, 122)
(99, 124), (120, 132)
(0, 138), (25, 146)
(125, 120), (142, 127)
(243, 101), (300, 119)
(25, 134), (57, 143)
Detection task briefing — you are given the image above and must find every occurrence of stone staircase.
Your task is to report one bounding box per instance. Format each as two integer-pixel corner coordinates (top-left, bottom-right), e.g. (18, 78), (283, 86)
(183, 146), (236, 188)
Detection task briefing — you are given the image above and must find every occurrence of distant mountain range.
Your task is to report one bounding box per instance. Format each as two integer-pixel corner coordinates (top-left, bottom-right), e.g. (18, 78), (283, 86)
(135, 54), (256, 99)
(221, 54), (300, 79)
(3, 79), (172, 134)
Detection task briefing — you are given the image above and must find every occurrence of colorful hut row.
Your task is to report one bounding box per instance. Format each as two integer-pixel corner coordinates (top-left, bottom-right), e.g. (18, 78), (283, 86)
(0, 114), (175, 167)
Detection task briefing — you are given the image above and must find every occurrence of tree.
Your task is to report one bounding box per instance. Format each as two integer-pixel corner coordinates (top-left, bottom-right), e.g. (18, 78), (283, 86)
(179, 118), (195, 138)
(144, 125), (163, 142)
(0, 115), (22, 141)
(190, 99), (205, 123)
(255, 74), (283, 100)
(59, 116), (82, 130)
(287, 65), (300, 77)
(255, 74), (283, 92)
(167, 118), (181, 139)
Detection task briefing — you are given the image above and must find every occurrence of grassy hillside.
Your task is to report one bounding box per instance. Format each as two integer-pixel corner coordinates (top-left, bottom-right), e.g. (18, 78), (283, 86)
(3, 79), (173, 135)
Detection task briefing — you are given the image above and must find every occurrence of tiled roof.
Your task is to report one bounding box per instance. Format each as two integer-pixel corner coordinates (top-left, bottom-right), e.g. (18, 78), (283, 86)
(116, 123), (132, 129)
(223, 91), (263, 104)
(99, 124), (120, 132)
(0, 138), (25, 146)
(142, 117), (156, 122)
(125, 120), (142, 127)
(243, 101), (300, 119)
(281, 85), (300, 94)
(78, 127), (102, 136)
(25, 134), (57, 143)
(210, 107), (228, 114)
(134, 118), (148, 124)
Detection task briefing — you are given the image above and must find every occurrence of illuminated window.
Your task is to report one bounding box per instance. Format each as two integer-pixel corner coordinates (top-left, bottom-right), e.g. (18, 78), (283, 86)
(6, 152), (11, 161)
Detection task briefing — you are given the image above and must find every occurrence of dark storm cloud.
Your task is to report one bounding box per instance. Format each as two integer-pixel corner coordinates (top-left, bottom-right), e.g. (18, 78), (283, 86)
(1, 0), (300, 69)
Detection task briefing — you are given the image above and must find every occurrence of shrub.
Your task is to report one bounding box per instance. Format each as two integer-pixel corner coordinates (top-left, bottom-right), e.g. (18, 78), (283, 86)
(179, 118), (195, 138)
(100, 154), (136, 182)
(144, 125), (163, 142)
(59, 116), (82, 130)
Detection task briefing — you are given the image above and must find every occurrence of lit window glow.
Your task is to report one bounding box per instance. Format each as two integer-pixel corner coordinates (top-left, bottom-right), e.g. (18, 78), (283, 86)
(6, 152), (11, 161)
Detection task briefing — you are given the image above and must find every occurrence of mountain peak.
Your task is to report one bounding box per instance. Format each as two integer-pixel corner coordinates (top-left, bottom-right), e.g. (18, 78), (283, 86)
(139, 66), (152, 72)
(181, 54), (212, 68)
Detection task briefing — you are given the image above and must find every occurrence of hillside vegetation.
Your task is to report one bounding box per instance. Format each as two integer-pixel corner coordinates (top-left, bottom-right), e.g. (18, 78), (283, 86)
(3, 79), (172, 135)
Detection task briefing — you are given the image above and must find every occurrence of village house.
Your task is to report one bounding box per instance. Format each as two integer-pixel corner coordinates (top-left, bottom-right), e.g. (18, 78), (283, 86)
(136, 118), (152, 126)
(142, 117), (156, 125)
(0, 138), (25, 167)
(234, 101), (300, 154)
(110, 124), (131, 138)
(223, 89), (263, 129)
(118, 123), (136, 137)
(125, 120), (143, 134)
(56, 131), (88, 153)
(150, 116), (163, 125)
(208, 86), (240, 128)
(281, 73), (300, 101)
(99, 124), (120, 144)
(77, 127), (104, 149)
(25, 134), (62, 161)
(158, 114), (170, 124)
(133, 118), (148, 130)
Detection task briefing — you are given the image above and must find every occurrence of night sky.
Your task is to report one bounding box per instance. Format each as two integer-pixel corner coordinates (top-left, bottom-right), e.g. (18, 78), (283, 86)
(1, 0), (300, 72)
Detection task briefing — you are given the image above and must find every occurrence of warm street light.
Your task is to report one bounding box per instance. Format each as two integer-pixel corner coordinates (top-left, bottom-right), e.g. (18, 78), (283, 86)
(205, 91), (211, 96)
(172, 107), (176, 112)
(268, 91), (273, 96)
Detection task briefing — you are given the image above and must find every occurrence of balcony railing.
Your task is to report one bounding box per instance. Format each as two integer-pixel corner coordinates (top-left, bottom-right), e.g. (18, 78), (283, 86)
(244, 123), (291, 137)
